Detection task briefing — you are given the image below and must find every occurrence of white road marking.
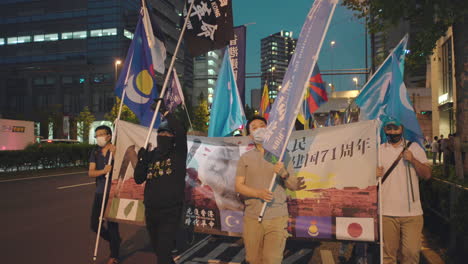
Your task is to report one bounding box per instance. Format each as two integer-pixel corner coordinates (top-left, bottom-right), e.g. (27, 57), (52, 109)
(0, 171), (87, 183)
(57, 182), (95, 189)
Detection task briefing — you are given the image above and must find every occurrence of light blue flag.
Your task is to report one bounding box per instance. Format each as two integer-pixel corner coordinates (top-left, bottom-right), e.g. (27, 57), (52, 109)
(115, 7), (160, 127)
(208, 48), (246, 137)
(263, 0), (337, 161)
(355, 35), (424, 146)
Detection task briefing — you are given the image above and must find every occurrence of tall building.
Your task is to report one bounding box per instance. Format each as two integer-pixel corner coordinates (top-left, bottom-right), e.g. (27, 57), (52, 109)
(0, 0), (192, 139)
(250, 88), (261, 111)
(260, 30), (297, 99)
(192, 49), (224, 108)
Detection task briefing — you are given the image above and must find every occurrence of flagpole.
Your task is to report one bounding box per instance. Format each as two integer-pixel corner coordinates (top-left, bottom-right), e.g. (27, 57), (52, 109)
(377, 120), (383, 264)
(92, 65), (129, 262)
(258, 1), (338, 222)
(142, 0), (195, 148)
(183, 103), (194, 130)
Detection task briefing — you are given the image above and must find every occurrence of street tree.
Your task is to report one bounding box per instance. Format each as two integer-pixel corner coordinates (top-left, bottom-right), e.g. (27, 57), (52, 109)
(104, 97), (139, 124)
(76, 106), (95, 142)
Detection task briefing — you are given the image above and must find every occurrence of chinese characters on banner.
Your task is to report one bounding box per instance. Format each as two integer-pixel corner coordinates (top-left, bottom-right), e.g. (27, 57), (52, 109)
(228, 26), (246, 106)
(106, 120), (379, 241)
(184, 0), (234, 57)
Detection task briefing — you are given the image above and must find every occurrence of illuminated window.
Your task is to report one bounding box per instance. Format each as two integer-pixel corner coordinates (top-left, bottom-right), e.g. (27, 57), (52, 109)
(208, 94), (213, 103)
(62, 32), (73, 40)
(90, 29), (102, 37)
(208, 87), (214, 94)
(73, 31), (87, 39)
(207, 51), (219, 59)
(208, 69), (216, 75)
(45, 33), (58, 41)
(0, 38), (4, 45)
(34, 35), (45, 42)
(208, 79), (215, 85)
(124, 29), (133, 39)
(102, 28), (117, 36)
(208, 60), (216, 66)
(7, 37), (18, 45)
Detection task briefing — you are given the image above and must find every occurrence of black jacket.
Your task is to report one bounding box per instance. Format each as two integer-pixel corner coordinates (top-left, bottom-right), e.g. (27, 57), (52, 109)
(134, 114), (187, 209)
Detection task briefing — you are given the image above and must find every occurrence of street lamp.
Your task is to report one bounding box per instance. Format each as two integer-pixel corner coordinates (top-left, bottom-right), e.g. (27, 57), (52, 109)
(328, 82), (335, 93)
(114, 59), (122, 84)
(352, 77), (358, 89)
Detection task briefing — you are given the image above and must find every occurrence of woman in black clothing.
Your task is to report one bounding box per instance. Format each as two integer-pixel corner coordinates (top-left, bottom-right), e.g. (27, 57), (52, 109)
(134, 110), (187, 264)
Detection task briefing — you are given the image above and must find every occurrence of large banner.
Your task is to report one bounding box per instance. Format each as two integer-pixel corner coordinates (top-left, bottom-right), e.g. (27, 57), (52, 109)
(106, 120), (379, 241)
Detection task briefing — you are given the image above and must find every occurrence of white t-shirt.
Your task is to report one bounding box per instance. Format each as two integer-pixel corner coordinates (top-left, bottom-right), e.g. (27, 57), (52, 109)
(380, 142), (429, 217)
(431, 141), (439, 153)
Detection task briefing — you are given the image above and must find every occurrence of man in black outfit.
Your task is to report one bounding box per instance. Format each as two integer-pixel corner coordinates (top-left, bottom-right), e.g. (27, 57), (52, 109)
(134, 109), (187, 264)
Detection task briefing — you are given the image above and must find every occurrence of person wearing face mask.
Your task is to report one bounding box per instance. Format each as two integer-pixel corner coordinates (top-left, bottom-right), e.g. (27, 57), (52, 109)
(235, 116), (299, 264)
(376, 118), (431, 264)
(134, 108), (187, 264)
(88, 125), (121, 264)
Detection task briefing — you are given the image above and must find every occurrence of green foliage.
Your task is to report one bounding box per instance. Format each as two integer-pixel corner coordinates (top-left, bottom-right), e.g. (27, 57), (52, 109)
(104, 97), (139, 124)
(0, 143), (94, 172)
(342, 0), (468, 72)
(193, 94), (209, 132)
(76, 106), (96, 142)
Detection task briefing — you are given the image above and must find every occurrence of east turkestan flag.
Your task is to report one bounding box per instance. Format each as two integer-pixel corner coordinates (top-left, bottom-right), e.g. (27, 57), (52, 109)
(183, 0), (234, 57)
(208, 48), (246, 137)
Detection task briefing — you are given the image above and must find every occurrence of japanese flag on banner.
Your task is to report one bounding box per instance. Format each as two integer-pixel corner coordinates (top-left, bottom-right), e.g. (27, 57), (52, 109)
(183, 0), (234, 57)
(336, 217), (375, 241)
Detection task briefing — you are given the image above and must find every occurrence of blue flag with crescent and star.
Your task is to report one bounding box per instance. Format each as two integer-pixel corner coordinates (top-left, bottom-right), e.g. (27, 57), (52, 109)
(208, 48), (246, 137)
(355, 35), (424, 146)
(115, 8), (159, 127)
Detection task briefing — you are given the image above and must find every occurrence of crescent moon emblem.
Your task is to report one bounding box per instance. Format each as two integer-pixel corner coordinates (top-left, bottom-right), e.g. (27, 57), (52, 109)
(125, 74), (150, 104)
(399, 82), (413, 110)
(225, 215), (235, 227)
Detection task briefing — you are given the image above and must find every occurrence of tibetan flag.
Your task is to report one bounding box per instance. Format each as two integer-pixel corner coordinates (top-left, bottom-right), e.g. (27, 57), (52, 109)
(115, 6), (160, 127)
(305, 64), (328, 114)
(208, 48), (246, 137)
(259, 83), (270, 119)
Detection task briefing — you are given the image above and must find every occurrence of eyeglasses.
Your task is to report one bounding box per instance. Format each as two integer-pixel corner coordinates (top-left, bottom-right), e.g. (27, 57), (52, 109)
(384, 124), (401, 130)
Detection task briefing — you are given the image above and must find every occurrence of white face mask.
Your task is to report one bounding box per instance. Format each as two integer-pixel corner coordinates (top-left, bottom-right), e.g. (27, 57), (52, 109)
(96, 136), (108, 147)
(252, 127), (267, 144)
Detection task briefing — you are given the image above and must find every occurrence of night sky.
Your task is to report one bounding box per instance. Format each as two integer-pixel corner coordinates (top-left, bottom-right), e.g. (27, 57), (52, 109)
(232, 0), (370, 106)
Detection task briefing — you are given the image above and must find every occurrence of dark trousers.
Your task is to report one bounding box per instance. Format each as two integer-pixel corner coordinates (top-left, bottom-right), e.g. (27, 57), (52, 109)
(145, 205), (183, 264)
(432, 152), (437, 164)
(90, 193), (121, 259)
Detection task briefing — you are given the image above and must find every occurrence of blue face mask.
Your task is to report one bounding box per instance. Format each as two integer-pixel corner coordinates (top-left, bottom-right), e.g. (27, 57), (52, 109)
(252, 127), (267, 144)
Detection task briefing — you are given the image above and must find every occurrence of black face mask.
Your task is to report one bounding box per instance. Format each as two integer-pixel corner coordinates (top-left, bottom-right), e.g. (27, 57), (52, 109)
(386, 133), (402, 144)
(157, 136), (174, 153)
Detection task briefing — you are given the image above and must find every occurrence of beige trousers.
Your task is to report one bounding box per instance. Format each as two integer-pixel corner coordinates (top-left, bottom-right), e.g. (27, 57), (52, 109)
(383, 215), (423, 264)
(243, 215), (289, 264)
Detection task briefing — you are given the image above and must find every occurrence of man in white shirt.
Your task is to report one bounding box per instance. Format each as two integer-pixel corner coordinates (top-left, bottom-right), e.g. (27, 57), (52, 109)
(376, 119), (431, 264)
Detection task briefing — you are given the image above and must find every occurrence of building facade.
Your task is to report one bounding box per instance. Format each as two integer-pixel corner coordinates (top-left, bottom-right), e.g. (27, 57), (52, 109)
(192, 49), (224, 108)
(260, 30), (297, 99)
(0, 0), (191, 139)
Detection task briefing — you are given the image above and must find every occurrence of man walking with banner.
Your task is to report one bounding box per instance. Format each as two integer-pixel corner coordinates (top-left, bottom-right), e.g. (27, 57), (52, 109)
(134, 104), (187, 264)
(376, 118), (431, 263)
(235, 116), (298, 264)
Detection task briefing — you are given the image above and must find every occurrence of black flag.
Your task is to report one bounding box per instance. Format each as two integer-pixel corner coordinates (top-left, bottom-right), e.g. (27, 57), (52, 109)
(183, 0), (234, 57)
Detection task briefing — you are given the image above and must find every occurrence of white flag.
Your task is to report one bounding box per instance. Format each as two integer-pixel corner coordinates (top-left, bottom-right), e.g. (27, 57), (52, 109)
(336, 217), (375, 241)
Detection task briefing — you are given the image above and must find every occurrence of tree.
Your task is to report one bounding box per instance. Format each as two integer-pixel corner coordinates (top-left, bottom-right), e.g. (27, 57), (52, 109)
(192, 93), (209, 132)
(104, 97), (139, 124)
(76, 106), (95, 142)
(342, 0), (468, 71)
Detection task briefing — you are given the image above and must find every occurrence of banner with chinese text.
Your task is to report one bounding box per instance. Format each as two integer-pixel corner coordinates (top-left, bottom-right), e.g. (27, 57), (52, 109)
(106, 120), (379, 241)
